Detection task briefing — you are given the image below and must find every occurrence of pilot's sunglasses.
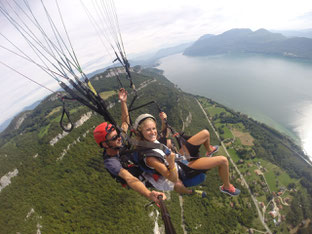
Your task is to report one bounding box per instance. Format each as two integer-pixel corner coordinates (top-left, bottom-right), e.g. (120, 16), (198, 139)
(106, 134), (120, 142)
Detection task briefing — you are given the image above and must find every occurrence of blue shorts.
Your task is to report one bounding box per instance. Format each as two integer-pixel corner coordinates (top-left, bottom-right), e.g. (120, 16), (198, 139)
(182, 173), (206, 187)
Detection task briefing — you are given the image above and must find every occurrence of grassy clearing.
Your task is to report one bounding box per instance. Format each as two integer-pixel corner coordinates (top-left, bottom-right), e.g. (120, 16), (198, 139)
(218, 146), (227, 156)
(51, 115), (62, 123)
(278, 171), (296, 187)
(222, 125), (233, 139)
(265, 166), (282, 191)
(46, 106), (62, 118)
(229, 122), (245, 130)
(49, 106), (84, 123)
(199, 97), (231, 120)
(234, 137), (242, 145)
(231, 128), (254, 146)
(257, 194), (267, 203)
(38, 124), (50, 138)
(206, 106), (227, 117)
(241, 163), (261, 182)
(227, 148), (240, 162)
(99, 90), (117, 100)
(215, 123), (233, 139)
(260, 160), (297, 192)
(200, 100), (227, 117)
(251, 216), (267, 232)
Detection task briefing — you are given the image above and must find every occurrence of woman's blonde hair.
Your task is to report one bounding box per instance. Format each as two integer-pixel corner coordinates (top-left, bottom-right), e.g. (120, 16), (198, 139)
(136, 117), (156, 140)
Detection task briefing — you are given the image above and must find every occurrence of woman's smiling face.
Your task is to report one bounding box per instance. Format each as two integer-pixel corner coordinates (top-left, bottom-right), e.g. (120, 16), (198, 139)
(141, 119), (157, 142)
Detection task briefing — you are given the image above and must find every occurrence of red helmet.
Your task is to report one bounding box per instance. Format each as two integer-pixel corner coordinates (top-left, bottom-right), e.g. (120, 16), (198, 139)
(93, 122), (114, 146)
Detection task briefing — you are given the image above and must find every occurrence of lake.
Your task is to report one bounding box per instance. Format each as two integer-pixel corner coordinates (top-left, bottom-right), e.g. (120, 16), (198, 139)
(157, 53), (312, 161)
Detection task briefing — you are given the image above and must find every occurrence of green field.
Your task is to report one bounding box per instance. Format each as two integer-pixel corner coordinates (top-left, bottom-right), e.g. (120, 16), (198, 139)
(227, 148), (240, 162)
(200, 99), (227, 117)
(263, 162), (297, 192)
(46, 106), (62, 118)
(215, 123), (233, 140)
(99, 90), (117, 99)
(38, 123), (51, 138)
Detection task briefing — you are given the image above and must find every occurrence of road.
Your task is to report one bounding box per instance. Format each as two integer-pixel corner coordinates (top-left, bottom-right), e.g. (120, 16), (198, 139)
(195, 98), (272, 234)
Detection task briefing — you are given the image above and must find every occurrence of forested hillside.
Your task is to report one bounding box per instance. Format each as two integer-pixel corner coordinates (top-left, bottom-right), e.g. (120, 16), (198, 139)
(0, 67), (311, 233)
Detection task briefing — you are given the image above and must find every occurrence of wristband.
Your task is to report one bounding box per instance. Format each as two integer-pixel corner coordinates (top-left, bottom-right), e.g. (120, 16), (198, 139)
(169, 166), (176, 172)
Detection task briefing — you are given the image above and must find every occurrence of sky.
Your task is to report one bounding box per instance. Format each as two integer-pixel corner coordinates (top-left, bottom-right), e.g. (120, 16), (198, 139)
(0, 0), (312, 127)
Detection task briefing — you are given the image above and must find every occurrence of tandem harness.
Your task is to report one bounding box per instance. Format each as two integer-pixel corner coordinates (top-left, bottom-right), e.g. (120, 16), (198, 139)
(103, 138), (208, 189)
(102, 150), (155, 188)
(120, 139), (209, 188)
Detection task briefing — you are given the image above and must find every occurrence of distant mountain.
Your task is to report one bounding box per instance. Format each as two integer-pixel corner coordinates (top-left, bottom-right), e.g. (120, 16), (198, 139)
(131, 42), (192, 66)
(197, 34), (214, 41)
(0, 100), (42, 133)
(21, 99), (42, 112)
(184, 28), (312, 59)
(152, 42), (193, 59)
(85, 43), (192, 78)
(86, 68), (107, 78)
(272, 28), (312, 38)
(0, 118), (13, 133)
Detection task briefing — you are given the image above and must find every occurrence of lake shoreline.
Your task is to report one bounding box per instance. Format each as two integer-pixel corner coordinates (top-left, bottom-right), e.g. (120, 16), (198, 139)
(157, 53), (312, 161)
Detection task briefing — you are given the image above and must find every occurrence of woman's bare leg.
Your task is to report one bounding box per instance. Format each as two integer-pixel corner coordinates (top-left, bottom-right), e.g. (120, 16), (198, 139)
(185, 129), (215, 153)
(174, 180), (193, 194)
(188, 156), (231, 189)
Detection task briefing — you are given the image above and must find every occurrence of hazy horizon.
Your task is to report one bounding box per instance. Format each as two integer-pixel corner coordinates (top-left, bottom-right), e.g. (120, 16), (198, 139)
(1, 0), (312, 126)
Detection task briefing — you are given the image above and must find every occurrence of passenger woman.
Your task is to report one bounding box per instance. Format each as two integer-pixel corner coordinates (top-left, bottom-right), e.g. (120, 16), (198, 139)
(134, 114), (240, 196)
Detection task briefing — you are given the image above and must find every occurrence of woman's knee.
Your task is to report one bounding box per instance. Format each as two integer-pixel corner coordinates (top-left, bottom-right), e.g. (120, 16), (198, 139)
(219, 156), (229, 166)
(201, 129), (210, 138)
(174, 180), (185, 190)
(174, 179), (184, 187)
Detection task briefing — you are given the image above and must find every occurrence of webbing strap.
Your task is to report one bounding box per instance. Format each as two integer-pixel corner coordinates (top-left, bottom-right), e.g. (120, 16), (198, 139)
(128, 139), (168, 152)
(176, 160), (207, 179)
(60, 97), (74, 132)
(122, 139), (208, 179)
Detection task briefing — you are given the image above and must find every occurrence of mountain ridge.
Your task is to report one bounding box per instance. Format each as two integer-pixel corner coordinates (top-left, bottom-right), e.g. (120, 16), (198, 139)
(272, 28), (312, 38)
(184, 28), (312, 59)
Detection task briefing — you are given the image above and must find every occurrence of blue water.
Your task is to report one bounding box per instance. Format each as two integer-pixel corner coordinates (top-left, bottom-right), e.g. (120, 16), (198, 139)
(157, 53), (312, 160)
